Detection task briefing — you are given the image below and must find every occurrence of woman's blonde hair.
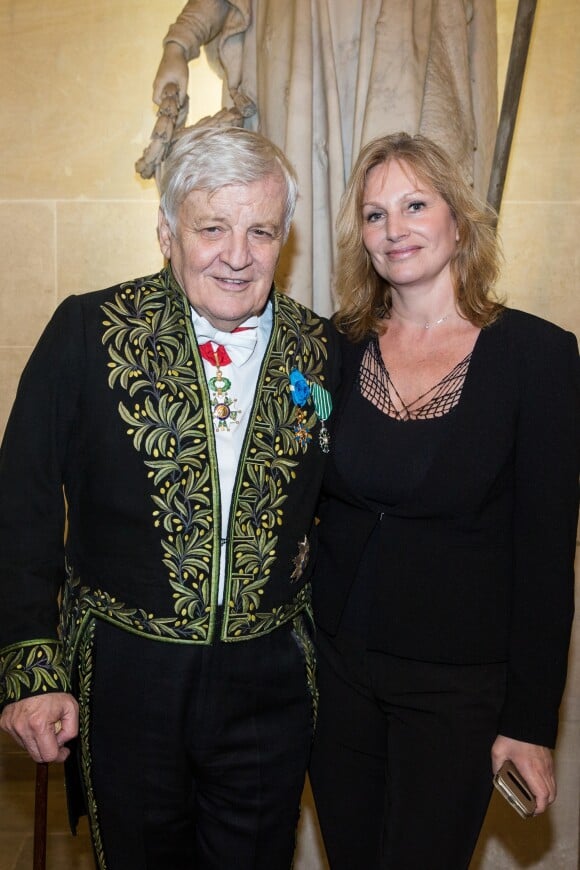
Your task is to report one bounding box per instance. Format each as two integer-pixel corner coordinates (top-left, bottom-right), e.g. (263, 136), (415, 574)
(334, 132), (504, 340)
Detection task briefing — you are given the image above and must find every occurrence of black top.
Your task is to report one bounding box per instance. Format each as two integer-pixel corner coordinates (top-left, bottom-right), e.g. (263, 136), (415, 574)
(336, 341), (459, 507)
(336, 339), (456, 634)
(312, 310), (580, 747)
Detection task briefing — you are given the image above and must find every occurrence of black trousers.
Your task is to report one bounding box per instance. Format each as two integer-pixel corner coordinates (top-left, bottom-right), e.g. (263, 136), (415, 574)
(76, 616), (314, 869)
(309, 631), (506, 870)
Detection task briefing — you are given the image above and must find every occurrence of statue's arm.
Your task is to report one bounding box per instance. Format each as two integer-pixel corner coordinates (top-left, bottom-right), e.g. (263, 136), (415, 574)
(153, 0), (230, 105)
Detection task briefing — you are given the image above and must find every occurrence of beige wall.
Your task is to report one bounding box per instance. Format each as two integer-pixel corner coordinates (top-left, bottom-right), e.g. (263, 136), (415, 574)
(0, 0), (578, 867)
(473, 2), (580, 868)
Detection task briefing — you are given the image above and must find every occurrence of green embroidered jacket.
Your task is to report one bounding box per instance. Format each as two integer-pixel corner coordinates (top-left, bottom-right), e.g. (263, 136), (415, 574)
(0, 268), (339, 709)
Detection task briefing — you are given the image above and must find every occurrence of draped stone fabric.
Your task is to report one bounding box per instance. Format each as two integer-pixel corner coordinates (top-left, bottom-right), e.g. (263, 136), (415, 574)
(165, 0), (497, 315)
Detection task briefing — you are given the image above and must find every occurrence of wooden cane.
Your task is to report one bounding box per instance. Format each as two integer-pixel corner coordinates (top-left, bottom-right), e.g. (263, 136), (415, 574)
(32, 719), (61, 870)
(33, 762), (49, 870)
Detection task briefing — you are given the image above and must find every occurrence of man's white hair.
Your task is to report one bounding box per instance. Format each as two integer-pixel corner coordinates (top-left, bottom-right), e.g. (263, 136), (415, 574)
(159, 125), (298, 240)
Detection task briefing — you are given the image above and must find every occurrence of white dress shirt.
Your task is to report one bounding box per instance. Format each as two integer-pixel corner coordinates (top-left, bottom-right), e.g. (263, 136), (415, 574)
(191, 303), (273, 603)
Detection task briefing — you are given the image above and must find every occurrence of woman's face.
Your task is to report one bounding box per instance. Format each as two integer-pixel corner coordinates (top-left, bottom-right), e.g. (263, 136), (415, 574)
(361, 159), (459, 295)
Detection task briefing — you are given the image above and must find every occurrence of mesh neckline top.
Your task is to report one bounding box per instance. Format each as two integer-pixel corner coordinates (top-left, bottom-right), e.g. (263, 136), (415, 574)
(359, 336), (472, 421)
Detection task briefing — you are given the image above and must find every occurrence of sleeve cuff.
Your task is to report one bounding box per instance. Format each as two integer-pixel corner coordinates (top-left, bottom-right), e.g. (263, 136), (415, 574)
(498, 695), (559, 749)
(0, 639), (70, 711)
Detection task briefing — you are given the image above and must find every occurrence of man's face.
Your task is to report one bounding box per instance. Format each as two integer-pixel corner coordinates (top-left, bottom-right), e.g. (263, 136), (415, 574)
(158, 175), (287, 331)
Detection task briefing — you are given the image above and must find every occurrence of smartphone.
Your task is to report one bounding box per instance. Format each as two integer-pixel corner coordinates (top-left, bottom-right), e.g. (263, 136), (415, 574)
(493, 760), (537, 818)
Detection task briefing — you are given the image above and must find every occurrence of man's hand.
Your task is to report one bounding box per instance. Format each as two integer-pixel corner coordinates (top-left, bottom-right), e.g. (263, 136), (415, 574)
(0, 693), (79, 763)
(491, 734), (556, 815)
(153, 42), (189, 106)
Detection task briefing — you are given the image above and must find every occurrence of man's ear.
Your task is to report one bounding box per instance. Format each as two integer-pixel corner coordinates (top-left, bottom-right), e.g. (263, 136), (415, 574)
(157, 208), (172, 259)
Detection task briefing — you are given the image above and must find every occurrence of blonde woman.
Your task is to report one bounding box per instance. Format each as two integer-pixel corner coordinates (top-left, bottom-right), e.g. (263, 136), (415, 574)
(309, 132), (580, 869)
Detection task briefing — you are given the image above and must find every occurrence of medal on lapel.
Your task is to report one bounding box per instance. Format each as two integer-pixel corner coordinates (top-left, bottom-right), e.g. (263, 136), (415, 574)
(310, 382), (332, 453)
(289, 370), (333, 452)
(289, 369), (312, 447)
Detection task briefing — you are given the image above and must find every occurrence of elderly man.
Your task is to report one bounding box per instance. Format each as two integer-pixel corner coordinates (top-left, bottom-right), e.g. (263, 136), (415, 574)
(0, 126), (338, 869)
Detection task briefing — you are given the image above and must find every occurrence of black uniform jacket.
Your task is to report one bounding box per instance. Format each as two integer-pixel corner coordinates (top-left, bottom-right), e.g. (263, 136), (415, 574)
(0, 268), (339, 711)
(312, 309), (580, 747)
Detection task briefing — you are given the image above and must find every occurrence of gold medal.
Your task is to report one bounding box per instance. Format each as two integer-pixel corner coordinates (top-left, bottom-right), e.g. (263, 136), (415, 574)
(214, 403), (231, 420)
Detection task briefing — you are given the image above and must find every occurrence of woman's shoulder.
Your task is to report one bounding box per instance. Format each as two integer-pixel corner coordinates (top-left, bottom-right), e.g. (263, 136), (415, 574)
(329, 317), (373, 349)
(487, 308), (579, 393)
(329, 323), (374, 375)
(488, 307), (578, 362)
(495, 306), (576, 344)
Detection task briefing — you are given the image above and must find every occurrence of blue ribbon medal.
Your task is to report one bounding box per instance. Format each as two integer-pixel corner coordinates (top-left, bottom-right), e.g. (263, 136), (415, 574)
(289, 369), (312, 447)
(289, 369), (332, 453)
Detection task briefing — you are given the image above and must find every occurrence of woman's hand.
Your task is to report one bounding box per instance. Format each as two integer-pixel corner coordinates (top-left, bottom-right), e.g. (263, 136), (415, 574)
(491, 734), (556, 814)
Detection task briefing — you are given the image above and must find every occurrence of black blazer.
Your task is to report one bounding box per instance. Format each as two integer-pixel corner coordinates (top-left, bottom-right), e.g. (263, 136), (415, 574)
(313, 309), (580, 747)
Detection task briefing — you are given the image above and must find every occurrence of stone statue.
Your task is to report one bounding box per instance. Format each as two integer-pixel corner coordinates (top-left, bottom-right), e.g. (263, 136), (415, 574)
(138, 0), (497, 315)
